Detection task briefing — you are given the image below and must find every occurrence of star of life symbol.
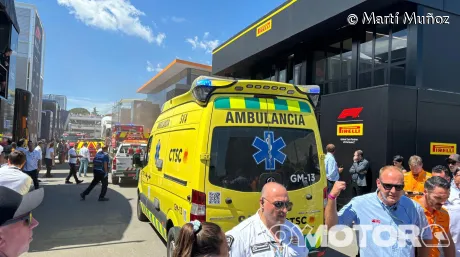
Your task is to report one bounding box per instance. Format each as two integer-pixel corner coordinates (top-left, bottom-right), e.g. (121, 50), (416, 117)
(155, 140), (160, 161)
(252, 131), (286, 170)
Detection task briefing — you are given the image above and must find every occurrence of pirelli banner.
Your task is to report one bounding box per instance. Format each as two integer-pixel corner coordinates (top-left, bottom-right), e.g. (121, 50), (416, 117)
(430, 142), (456, 156)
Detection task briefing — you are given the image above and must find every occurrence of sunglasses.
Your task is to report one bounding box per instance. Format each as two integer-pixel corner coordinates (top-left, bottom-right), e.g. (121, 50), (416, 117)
(263, 198), (293, 211)
(448, 161), (457, 165)
(380, 182), (405, 191)
(1, 212), (33, 227)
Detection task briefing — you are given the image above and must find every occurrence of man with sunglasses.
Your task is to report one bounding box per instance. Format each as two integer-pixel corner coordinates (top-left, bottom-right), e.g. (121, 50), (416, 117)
(0, 186), (43, 257)
(446, 154), (460, 178)
(226, 182), (308, 257)
(325, 165), (432, 257)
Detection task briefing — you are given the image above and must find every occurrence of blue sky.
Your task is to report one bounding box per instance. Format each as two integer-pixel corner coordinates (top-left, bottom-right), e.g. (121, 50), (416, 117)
(18, 0), (285, 114)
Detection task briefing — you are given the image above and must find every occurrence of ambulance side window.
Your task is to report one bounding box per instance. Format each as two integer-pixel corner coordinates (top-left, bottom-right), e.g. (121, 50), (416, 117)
(144, 136), (153, 166)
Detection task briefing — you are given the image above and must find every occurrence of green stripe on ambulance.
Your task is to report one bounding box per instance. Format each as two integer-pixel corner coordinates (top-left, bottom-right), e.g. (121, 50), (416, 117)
(214, 97), (311, 113)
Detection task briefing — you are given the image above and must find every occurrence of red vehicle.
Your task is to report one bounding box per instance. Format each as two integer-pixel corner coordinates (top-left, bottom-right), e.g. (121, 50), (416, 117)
(62, 132), (86, 143)
(111, 124), (148, 149)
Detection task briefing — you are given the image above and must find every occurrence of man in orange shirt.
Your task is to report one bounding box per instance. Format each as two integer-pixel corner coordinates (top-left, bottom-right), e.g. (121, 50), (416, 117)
(405, 155), (432, 200)
(415, 176), (455, 257)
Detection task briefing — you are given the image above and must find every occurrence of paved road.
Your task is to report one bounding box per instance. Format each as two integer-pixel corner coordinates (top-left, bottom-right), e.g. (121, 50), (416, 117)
(22, 165), (166, 257)
(22, 164), (357, 257)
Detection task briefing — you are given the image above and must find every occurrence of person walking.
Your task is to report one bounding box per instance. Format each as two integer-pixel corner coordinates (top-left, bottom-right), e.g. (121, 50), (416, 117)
(65, 143), (83, 184)
(226, 182), (308, 257)
(44, 142), (55, 178)
(325, 165), (432, 257)
(22, 141), (41, 190)
(78, 142), (90, 177)
(80, 146), (110, 201)
(349, 150), (370, 196)
(34, 141), (43, 182)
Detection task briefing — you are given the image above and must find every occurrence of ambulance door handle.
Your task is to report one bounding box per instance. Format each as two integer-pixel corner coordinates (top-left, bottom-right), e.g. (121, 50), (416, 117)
(305, 194), (313, 200)
(187, 195), (191, 202)
(225, 198), (232, 204)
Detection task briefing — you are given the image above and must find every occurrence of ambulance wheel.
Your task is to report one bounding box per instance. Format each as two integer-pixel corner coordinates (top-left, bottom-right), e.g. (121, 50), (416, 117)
(167, 229), (177, 257)
(112, 175), (119, 185)
(137, 196), (148, 222)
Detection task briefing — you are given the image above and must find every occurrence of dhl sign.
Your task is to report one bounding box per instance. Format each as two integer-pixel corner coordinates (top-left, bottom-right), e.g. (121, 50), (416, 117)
(256, 19), (272, 37)
(337, 124), (363, 136)
(430, 142), (456, 155)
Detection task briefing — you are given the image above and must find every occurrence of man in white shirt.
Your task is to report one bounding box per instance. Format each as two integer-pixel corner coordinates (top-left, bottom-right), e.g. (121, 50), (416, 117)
(66, 143), (83, 184)
(445, 167), (460, 256)
(226, 182), (309, 257)
(0, 150), (32, 195)
(34, 141), (44, 182)
(22, 141), (41, 190)
(78, 143), (90, 177)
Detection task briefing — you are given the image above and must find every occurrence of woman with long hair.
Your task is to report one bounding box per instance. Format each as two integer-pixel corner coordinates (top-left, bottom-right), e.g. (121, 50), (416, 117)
(173, 220), (229, 257)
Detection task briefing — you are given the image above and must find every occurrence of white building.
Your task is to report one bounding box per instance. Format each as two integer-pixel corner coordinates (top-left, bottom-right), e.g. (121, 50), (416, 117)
(15, 2), (46, 142)
(67, 114), (103, 138)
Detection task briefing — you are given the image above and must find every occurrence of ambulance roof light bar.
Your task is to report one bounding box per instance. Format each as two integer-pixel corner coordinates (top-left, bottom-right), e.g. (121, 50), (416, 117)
(294, 85), (321, 95)
(191, 76), (236, 103)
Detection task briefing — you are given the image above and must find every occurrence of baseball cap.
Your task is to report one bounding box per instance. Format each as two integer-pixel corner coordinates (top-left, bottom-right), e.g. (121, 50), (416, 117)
(0, 186), (44, 226)
(446, 154), (460, 162)
(69, 142), (75, 147)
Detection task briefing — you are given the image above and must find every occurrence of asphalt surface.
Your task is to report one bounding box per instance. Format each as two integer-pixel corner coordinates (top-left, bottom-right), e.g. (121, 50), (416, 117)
(22, 163), (357, 257)
(22, 163), (166, 257)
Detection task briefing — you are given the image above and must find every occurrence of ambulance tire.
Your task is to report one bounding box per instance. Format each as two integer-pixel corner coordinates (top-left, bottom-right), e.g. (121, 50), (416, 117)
(137, 196), (148, 222)
(112, 174), (119, 185)
(166, 228), (178, 257)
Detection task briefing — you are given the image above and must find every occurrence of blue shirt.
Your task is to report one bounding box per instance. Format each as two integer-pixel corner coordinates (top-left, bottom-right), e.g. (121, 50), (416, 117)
(93, 152), (109, 173)
(337, 191), (432, 257)
(325, 152), (339, 181)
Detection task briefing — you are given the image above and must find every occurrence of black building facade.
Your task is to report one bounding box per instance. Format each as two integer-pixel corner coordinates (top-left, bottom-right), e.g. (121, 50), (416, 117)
(0, 0), (20, 142)
(212, 0), (460, 205)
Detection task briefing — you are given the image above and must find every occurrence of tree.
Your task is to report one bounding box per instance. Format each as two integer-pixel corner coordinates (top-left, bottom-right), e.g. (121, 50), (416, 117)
(92, 107), (99, 115)
(69, 108), (90, 115)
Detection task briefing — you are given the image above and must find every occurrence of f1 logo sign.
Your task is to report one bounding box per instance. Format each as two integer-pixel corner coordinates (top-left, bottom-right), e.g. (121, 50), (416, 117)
(338, 107), (363, 120)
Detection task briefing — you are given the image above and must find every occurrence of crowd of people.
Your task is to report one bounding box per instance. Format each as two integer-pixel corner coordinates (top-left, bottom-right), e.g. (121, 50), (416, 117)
(1, 139), (460, 257)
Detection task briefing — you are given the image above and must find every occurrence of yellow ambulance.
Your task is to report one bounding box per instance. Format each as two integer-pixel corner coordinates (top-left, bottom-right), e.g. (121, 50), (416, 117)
(137, 76), (326, 256)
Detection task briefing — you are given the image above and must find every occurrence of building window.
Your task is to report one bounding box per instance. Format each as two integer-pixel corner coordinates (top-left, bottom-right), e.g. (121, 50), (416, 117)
(389, 23), (407, 85)
(278, 68), (286, 83)
(357, 22), (406, 88)
(313, 38), (352, 95)
(374, 24), (390, 70)
(293, 63), (302, 85)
